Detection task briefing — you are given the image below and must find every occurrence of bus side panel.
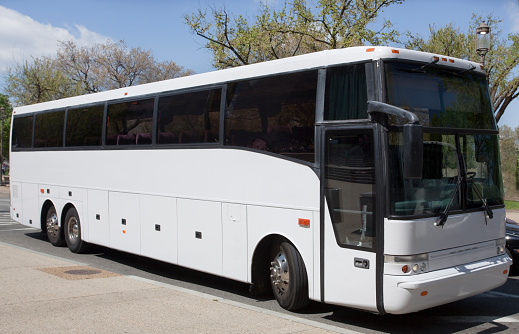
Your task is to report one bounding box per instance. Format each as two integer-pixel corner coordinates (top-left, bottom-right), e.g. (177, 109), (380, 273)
(21, 183), (38, 228)
(86, 189), (109, 246)
(247, 206), (314, 299)
(109, 192), (141, 254)
(177, 198), (223, 276)
(140, 194), (178, 265)
(10, 182), (22, 223)
(222, 203), (248, 282)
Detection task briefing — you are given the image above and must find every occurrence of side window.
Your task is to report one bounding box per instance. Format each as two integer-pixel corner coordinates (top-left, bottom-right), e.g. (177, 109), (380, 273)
(11, 115), (34, 149)
(325, 129), (376, 249)
(34, 110), (65, 148)
(106, 98), (154, 146)
(157, 88), (221, 144)
(325, 64), (368, 120)
(66, 105), (104, 147)
(225, 71), (317, 163)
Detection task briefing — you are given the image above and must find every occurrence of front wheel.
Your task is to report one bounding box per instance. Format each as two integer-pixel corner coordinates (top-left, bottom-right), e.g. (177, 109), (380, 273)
(64, 207), (91, 253)
(270, 241), (309, 311)
(46, 205), (65, 246)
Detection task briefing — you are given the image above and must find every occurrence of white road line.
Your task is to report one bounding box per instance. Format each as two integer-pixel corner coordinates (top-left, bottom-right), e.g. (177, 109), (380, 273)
(0, 227), (39, 232)
(479, 291), (519, 299)
(436, 315), (519, 323)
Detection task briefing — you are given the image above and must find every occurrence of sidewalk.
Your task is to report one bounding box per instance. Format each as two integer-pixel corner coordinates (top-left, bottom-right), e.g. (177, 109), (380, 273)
(0, 243), (346, 334)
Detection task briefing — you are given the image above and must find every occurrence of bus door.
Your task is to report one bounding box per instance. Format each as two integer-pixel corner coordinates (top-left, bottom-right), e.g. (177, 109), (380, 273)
(321, 124), (384, 313)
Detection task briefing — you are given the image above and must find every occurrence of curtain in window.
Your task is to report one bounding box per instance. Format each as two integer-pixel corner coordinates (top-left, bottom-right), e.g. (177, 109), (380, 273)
(325, 64), (368, 120)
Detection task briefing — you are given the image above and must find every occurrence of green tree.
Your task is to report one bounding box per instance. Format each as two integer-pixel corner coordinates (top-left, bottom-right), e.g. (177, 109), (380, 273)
(6, 40), (194, 106)
(0, 94), (13, 163)
(185, 0), (404, 69)
(6, 57), (81, 105)
(499, 125), (519, 200)
(405, 14), (519, 123)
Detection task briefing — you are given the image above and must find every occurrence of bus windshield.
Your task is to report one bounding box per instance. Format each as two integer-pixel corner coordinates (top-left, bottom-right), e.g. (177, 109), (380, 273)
(385, 61), (496, 129)
(385, 61), (503, 217)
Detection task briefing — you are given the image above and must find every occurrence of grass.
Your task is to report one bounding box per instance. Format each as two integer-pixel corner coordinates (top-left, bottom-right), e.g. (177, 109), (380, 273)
(505, 200), (519, 210)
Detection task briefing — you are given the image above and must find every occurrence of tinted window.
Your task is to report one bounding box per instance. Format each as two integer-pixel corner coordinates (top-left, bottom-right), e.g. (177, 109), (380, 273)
(34, 110), (65, 148)
(325, 129), (376, 249)
(325, 64), (368, 120)
(225, 71), (317, 163)
(385, 62), (495, 129)
(66, 105), (104, 147)
(12, 115), (34, 149)
(157, 89), (221, 144)
(106, 98), (154, 145)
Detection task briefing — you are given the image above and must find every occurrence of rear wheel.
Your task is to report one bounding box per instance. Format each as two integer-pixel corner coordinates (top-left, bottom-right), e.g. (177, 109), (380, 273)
(270, 241), (309, 311)
(64, 207), (91, 253)
(46, 206), (65, 246)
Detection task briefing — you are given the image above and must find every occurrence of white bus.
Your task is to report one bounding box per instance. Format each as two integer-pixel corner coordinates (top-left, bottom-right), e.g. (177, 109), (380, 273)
(9, 46), (511, 314)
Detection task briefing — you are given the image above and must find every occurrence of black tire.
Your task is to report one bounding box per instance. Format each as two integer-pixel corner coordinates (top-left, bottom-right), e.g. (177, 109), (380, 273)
(46, 205), (65, 246)
(270, 241), (309, 311)
(64, 207), (91, 253)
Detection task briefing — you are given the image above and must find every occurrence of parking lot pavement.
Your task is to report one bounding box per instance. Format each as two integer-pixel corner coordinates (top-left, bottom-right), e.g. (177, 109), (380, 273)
(0, 242), (348, 334)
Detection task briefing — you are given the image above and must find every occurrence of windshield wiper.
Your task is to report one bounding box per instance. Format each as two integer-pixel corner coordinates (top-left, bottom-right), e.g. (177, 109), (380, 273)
(457, 64), (477, 76)
(466, 174), (494, 223)
(435, 176), (461, 227)
(398, 57), (440, 73)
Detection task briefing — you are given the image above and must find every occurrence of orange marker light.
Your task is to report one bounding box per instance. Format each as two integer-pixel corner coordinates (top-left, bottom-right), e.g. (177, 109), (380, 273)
(40, 189), (44, 194)
(441, 57), (447, 62)
(298, 218), (310, 227)
(122, 230), (126, 234)
(421, 291), (428, 296)
(504, 269), (508, 275)
(391, 49), (399, 54)
(366, 48), (375, 52)
(449, 59), (455, 63)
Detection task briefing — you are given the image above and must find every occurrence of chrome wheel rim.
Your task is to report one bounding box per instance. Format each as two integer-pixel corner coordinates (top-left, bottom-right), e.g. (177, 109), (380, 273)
(270, 250), (289, 296)
(46, 212), (59, 238)
(67, 217), (79, 244)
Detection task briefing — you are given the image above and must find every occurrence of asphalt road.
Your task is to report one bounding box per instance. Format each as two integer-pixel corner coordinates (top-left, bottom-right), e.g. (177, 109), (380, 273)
(1, 189), (519, 333)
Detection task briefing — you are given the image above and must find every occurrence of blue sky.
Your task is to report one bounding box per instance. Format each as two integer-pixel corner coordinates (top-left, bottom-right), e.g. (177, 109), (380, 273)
(1, 0), (518, 127)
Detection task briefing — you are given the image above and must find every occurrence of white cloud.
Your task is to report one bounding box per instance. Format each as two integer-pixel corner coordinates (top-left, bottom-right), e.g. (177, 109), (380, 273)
(506, 0), (519, 33)
(0, 6), (111, 73)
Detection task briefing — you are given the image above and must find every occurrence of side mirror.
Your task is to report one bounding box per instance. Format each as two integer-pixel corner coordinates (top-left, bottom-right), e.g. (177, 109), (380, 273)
(403, 123), (423, 179)
(367, 101), (423, 179)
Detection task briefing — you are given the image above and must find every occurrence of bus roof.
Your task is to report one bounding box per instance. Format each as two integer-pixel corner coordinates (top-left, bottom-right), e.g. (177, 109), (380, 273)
(12, 46), (485, 115)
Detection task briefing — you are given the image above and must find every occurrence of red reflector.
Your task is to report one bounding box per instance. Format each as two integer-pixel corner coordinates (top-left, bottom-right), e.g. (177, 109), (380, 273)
(298, 218), (310, 227)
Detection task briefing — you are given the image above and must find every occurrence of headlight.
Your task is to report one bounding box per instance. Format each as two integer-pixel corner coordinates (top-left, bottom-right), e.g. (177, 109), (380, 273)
(496, 238), (506, 255)
(385, 253), (429, 275)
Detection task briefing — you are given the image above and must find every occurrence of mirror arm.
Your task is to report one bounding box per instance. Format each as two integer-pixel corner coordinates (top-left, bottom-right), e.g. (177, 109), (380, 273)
(367, 101), (423, 179)
(367, 101), (419, 124)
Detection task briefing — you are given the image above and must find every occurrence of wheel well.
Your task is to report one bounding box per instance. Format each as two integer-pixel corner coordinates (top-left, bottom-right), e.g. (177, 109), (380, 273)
(40, 200), (55, 232)
(61, 203), (76, 228)
(250, 234), (287, 296)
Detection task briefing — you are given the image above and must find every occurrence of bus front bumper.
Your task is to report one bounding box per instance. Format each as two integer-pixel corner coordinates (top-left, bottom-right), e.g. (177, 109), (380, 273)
(383, 254), (511, 314)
